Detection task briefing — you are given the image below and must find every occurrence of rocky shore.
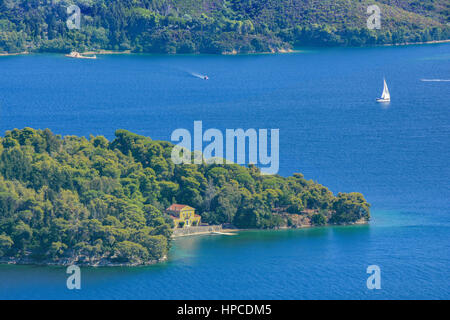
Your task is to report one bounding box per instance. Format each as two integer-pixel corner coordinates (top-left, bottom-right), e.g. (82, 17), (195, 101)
(0, 219), (368, 267)
(0, 255), (167, 267)
(0, 51), (29, 57)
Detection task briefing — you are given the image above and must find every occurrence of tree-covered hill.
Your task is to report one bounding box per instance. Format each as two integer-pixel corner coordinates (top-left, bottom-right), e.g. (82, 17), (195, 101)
(0, 0), (448, 54)
(0, 128), (370, 265)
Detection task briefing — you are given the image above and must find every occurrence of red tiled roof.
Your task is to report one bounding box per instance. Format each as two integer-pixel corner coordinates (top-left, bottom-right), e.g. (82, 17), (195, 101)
(166, 204), (192, 211)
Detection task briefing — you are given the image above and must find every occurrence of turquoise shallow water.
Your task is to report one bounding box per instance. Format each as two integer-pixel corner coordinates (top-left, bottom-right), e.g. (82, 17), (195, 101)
(0, 44), (449, 299)
(0, 209), (448, 299)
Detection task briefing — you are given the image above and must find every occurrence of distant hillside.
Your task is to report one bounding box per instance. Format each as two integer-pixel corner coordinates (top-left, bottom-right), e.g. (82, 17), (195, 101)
(0, 0), (449, 54)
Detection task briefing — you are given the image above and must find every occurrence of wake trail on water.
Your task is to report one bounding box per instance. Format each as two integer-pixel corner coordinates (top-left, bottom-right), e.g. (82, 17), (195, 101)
(420, 79), (450, 82)
(152, 64), (208, 80)
(190, 72), (207, 79)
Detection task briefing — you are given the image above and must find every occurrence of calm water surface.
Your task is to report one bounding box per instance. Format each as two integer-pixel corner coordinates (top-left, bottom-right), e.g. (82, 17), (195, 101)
(0, 45), (449, 299)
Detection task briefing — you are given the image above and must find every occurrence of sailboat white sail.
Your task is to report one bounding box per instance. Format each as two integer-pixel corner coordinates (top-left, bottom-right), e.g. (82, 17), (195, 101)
(377, 79), (390, 102)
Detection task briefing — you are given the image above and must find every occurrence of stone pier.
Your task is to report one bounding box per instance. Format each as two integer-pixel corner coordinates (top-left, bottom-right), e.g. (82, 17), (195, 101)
(172, 225), (223, 237)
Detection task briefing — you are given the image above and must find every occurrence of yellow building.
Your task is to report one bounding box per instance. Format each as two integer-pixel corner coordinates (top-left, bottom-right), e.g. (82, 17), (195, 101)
(166, 204), (201, 228)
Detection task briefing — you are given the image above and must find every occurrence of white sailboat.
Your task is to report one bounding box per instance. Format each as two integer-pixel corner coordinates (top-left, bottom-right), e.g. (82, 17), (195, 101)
(376, 78), (390, 102)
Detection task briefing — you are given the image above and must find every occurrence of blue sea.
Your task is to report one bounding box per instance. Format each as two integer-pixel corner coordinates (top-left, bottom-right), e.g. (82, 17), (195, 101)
(0, 44), (449, 299)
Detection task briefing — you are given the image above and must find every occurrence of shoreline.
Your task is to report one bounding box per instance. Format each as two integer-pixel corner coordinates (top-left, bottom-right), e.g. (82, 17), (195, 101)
(0, 220), (368, 267)
(1, 39), (448, 58)
(82, 50), (132, 55)
(172, 228), (240, 238)
(0, 51), (29, 57)
(172, 219), (369, 239)
(0, 256), (166, 268)
(381, 39), (450, 47)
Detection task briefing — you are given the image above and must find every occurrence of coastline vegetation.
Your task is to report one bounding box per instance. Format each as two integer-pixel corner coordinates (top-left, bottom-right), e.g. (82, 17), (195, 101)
(0, 0), (449, 55)
(0, 128), (370, 265)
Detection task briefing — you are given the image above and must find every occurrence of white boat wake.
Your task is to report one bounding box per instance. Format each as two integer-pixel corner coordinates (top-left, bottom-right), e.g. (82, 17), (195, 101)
(190, 72), (208, 80)
(420, 79), (450, 82)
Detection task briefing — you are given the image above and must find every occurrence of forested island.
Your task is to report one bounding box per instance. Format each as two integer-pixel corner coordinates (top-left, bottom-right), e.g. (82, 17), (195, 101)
(0, 0), (449, 55)
(0, 128), (370, 266)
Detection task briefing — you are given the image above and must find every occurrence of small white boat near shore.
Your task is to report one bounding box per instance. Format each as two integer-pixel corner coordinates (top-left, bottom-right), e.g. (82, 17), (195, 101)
(376, 78), (390, 102)
(65, 51), (97, 59)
